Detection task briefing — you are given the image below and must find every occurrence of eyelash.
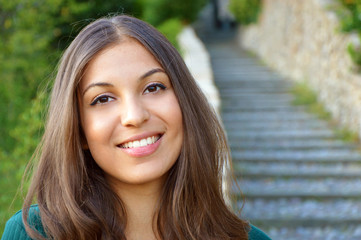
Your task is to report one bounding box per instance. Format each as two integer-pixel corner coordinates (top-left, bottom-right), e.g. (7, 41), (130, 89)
(90, 83), (167, 106)
(144, 83), (166, 94)
(90, 95), (114, 106)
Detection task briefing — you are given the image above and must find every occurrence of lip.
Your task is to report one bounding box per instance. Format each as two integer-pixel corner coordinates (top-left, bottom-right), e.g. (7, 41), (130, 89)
(119, 134), (163, 157)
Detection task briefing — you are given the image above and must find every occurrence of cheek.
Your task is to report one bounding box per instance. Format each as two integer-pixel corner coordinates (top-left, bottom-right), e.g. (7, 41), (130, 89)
(158, 94), (183, 131)
(165, 96), (184, 155)
(171, 102), (183, 134)
(82, 109), (118, 145)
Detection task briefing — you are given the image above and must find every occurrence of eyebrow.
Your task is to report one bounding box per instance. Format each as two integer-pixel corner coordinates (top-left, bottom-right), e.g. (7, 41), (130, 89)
(82, 82), (114, 96)
(139, 68), (165, 80)
(82, 68), (166, 96)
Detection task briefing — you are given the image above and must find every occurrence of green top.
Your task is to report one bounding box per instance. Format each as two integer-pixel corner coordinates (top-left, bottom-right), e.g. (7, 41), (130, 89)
(1, 205), (271, 240)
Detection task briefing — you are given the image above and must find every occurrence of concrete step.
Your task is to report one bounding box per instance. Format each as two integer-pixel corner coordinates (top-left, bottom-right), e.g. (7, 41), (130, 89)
(215, 74), (285, 82)
(240, 198), (361, 225)
(227, 129), (334, 140)
(234, 162), (361, 178)
(210, 57), (268, 65)
(222, 97), (292, 103)
(222, 104), (305, 112)
(216, 76), (288, 84)
(263, 226), (361, 240)
(222, 96), (294, 102)
(229, 139), (357, 150)
(217, 80), (293, 88)
(237, 178), (361, 198)
(221, 90), (293, 96)
(222, 111), (317, 122)
(232, 149), (361, 163)
(212, 63), (273, 70)
(220, 89), (291, 95)
(225, 120), (328, 131)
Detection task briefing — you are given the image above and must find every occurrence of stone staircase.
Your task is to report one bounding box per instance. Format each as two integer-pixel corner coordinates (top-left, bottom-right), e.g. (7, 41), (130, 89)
(201, 31), (361, 239)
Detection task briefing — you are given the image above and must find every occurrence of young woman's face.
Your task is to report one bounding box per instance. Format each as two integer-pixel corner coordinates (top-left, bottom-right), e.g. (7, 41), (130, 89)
(79, 39), (183, 188)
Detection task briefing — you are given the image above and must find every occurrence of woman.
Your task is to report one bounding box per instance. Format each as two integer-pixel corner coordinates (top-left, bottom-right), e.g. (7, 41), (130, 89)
(2, 15), (270, 240)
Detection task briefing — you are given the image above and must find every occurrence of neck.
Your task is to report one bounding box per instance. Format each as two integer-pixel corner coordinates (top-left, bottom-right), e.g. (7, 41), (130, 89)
(109, 179), (164, 240)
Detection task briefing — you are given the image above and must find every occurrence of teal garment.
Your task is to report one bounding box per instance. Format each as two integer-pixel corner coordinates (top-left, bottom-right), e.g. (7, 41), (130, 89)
(2, 205), (271, 240)
(248, 225), (272, 240)
(2, 205), (45, 240)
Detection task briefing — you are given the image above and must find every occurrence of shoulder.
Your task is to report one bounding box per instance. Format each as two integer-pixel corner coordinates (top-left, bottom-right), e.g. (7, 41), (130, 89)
(2, 205), (45, 240)
(248, 224), (272, 240)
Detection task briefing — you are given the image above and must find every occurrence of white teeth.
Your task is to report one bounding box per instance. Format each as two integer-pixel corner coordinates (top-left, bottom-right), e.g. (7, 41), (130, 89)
(140, 139), (147, 147)
(133, 140), (140, 148)
(121, 135), (160, 149)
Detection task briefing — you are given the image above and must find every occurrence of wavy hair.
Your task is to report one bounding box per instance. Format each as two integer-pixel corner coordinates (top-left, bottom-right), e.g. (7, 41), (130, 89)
(23, 15), (249, 239)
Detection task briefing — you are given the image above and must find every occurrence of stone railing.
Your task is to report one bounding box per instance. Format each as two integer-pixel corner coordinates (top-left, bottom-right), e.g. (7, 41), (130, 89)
(239, 0), (361, 138)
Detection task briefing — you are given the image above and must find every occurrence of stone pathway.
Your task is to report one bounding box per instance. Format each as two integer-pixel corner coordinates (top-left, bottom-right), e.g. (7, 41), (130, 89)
(199, 29), (361, 240)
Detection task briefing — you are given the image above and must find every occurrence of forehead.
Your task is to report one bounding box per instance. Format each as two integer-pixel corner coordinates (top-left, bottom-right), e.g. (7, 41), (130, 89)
(80, 38), (163, 88)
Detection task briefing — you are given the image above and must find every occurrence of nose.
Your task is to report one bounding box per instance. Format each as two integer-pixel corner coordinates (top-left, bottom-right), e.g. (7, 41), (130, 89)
(120, 96), (150, 127)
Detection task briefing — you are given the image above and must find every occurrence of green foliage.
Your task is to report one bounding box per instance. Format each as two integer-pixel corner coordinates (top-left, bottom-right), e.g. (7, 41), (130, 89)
(50, 0), (144, 50)
(347, 42), (361, 71)
(0, 91), (47, 235)
(157, 18), (183, 51)
(335, 127), (359, 142)
(336, 0), (361, 32)
(229, 0), (261, 25)
(0, 149), (24, 237)
(291, 82), (331, 120)
(140, 0), (207, 26)
(335, 0), (361, 69)
(291, 82), (318, 105)
(0, 0), (55, 152)
(10, 91), (47, 163)
(291, 82), (358, 142)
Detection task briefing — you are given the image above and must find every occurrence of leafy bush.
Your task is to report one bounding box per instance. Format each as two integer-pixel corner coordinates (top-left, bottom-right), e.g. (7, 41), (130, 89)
(336, 0), (361, 32)
(347, 42), (361, 69)
(229, 0), (261, 25)
(140, 0), (207, 26)
(157, 18), (183, 51)
(0, 90), (47, 235)
(334, 0), (361, 70)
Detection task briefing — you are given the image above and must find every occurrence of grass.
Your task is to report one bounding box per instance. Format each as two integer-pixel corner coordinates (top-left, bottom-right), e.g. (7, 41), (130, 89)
(334, 127), (359, 142)
(291, 81), (359, 143)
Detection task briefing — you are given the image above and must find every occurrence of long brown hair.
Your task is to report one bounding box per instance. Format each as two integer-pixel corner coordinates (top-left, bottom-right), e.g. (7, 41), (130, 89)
(23, 15), (249, 239)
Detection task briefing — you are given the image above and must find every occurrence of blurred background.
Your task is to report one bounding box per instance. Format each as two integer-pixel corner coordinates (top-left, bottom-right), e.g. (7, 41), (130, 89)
(2, 0), (361, 239)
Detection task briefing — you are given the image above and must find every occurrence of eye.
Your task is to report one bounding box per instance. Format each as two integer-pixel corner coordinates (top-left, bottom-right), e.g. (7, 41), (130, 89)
(144, 83), (166, 94)
(90, 95), (115, 106)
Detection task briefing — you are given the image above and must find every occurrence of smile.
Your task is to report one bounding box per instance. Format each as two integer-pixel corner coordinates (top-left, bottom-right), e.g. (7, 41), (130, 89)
(119, 134), (161, 149)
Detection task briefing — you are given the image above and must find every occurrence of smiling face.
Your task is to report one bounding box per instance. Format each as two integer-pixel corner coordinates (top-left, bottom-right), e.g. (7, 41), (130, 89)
(79, 39), (183, 189)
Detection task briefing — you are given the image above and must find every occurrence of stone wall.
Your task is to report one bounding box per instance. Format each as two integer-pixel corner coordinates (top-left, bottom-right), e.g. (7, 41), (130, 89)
(239, 0), (361, 137)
